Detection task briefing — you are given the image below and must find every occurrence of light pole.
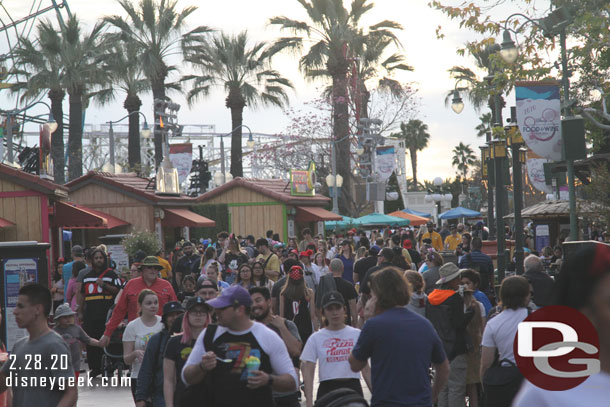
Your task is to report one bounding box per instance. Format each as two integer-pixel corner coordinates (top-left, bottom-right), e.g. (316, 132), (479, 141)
(425, 177), (452, 224)
(212, 124), (254, 186)
(326, 139), (344, 214)
(506, 119), (527, 274)
(499, 6), (580, 241)
(107, 111), (151, 173)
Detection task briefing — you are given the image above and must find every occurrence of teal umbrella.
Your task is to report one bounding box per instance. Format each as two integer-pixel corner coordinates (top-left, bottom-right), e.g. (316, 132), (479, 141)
(355, 212), (410, 227)
(325, 215), (362, 230)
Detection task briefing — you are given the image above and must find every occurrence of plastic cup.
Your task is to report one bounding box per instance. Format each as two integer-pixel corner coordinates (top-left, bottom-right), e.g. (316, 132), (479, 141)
(246, 357), (261, 377)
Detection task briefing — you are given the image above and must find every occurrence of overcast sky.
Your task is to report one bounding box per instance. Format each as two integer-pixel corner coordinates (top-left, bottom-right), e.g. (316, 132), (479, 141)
(4, 0), (549, 180)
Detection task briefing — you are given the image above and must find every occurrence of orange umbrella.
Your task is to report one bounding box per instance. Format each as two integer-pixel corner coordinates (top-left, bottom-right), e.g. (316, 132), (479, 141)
(387, 211), (429, 226)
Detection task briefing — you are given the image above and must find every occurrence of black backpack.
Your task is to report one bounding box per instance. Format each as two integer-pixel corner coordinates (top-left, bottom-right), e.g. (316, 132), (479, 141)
(425, 299), (457, 359)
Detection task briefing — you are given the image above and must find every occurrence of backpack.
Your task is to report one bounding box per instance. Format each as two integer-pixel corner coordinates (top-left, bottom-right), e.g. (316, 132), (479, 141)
(179, 324), (219, 406)
(315, 273), (337, 309)
(425, 298), (457, 359)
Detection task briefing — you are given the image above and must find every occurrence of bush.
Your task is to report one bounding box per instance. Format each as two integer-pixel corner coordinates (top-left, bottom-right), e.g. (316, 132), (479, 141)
(121, 230), (160, 260)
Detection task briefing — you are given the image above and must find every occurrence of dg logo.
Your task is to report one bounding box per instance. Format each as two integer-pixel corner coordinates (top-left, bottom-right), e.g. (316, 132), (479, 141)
(514, 305), (600, 390)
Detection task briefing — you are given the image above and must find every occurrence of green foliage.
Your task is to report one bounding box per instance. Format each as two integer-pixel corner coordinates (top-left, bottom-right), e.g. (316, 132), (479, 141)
(189, 204), (230, 241)
(452, 142), (476, 180)
(121, 230), (161, 259)
(384, 172), (405, 213)
(390, 119), (430, 190)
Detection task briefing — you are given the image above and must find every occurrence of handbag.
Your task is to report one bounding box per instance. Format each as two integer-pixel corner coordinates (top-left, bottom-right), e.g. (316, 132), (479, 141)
(482, 358), (523, 407)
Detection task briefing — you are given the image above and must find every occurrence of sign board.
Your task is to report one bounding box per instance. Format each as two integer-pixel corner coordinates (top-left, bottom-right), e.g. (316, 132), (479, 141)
(290, 161), (316, 196)
(375, 146), (396, 182)
(515, 81), (562, 161)
(3, 258), (38, 351)
(107, 244), (129, 276)
(535, 224), (551, 252)
(169, 143), (193, 184)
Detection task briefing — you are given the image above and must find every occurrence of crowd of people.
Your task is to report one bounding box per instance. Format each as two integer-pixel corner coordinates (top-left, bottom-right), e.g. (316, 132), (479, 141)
(0, 222), (609, 407)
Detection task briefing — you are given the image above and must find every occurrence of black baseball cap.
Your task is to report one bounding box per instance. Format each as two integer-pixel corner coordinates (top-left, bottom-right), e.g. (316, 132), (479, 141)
(196, 278), (218, 291)
(186, 296), (211, 311)
(322, 291), (345, 308)
(162, 301), (185, 317)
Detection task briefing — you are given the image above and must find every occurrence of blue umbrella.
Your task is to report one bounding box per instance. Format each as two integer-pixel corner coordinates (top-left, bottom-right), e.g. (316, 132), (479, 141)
(438, 206), (481, 220)
(402, 208), (432, 218)
(355, 212), (410, 227)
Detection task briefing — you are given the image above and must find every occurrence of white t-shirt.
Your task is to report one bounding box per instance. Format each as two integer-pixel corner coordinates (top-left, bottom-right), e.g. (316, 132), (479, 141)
(481, 308), (529, 363)
(182, 321), (297, 388)
(513, 371), (610, 407)
(300, 326), (361, 382)
(122, 315), (163, 378)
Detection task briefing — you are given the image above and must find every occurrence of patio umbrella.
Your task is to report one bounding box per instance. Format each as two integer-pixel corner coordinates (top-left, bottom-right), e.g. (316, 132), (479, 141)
(324, 215), (362, 230)
(438, 206), (481, 220)
(387, 211), (429, 226)
(402, 208), (432, 218)
(355, 212), (410, 227)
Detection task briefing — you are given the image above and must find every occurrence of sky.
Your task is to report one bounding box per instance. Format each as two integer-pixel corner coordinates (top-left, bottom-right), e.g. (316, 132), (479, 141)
(3, 0), (546, 180)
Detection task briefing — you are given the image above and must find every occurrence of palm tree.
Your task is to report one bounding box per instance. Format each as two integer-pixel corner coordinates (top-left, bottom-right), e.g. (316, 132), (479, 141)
(94, 40), (150, 172)
(390, 119), (430, 190)
(452, 142), (476, 181)
(475, 112), (492, 138)
(12, 20), (67, 183)
(269, 0), (401, 213)
(105, 0), (211, 167)
(183, 31), (293, 177)
(54, 16), (109, 181)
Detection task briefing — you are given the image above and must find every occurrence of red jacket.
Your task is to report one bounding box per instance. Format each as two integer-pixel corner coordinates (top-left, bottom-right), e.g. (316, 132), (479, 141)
(103, 276), (177, 337)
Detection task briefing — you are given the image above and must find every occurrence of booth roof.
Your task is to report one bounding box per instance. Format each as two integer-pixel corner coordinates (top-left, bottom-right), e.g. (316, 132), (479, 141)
(0, 163), (68, 197)
(66, 171), (197, 205)
(197, 177), (331, 206)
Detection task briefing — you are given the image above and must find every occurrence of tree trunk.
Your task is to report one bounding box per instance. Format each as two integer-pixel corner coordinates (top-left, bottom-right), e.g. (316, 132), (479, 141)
(360, 82), (370, 121)
(67, 87), (84, 181)
(410, 147), (418, 190)
(48, 88), (65, 184)
(331, 70), (351, 214)
(152, 83), (166, 168)
(225, 88), (246, 177)
(124, 94), (142, 173)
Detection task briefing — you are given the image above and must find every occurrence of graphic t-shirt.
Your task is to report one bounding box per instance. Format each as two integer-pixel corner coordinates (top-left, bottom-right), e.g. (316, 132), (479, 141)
(53, 324), (92, 371)
(300, 326), (361, 381)
(164, 334), (196, 406)
(1, 331), (74, 407)
(123, 315), (163, 378)
(81, 268), (122, 320)
(223, 252), (249, 284)
(183, 322), (297, 407)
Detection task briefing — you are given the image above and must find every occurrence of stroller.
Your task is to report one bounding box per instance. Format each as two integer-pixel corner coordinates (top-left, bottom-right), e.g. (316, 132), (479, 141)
(101, 304), (129, 378)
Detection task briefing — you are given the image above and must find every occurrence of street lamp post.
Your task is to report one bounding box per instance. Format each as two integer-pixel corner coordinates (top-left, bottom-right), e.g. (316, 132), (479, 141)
(507, 122), (526, 274)
(489, 139), (507, 282)
(479, 144), (496, 240)
(106, 111), (151, 173)
(425, 177), (452, 224)
(213, 124), (254, 186)
(499, 6), (579, 241)
(326, 139), (344, 214)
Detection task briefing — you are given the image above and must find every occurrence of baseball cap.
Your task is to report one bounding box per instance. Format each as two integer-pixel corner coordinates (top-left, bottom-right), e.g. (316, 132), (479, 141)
(207, 285), (252, 309)
(162, 301), (185, 316)
(322, 291), (345, 308)
(369, 246), (380, 256)
(196, 277), (218, 291)
(186, 296), (211, 311)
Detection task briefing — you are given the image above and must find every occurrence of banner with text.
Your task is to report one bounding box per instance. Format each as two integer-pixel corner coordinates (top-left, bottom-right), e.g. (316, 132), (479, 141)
(375, 146), (395, 182)
(169, 143), (192, 184)
(515, 81), (562, 161)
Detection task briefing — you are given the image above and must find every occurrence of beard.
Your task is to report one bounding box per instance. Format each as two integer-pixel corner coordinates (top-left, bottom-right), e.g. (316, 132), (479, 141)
(251, 307), (269, 322)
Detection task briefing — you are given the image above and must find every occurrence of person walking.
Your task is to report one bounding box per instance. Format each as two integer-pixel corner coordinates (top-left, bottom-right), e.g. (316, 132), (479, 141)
(0, 284), (77, 406)
(349, 267), (449, 406)
(234, 263), (255, 290)
(302, 291), (371, 407)
(100, 256), (177, 347)
(250, 286), (302, 407)
(123, 289), (164, 403)
(336, 240), (356, 284)
(251, 261), (274, 291)
(163, 298), (209, 407)
(404, 270), (427, 317)
(422, 222), (444, 252)
(51, 258), (65, 314)
(280, 265), (317, 345)
(426, 263), (476, 407)
(182, 285), (298, 407)
(136, 301), (185, 407)
(458, 237), (494, 300)
(256, 238), (281, 281)
(422, 252), (445, 294)
(174, 242), (201, 291)
(62, 245), (85, 302)
(523, 255), (554, 308)
(80, 248), (122, 377)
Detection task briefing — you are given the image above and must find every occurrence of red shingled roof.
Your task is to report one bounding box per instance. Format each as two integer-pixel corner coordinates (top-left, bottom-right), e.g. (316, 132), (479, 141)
(0, 163), (68, 196)
(196, 177), (330, 206)
(66, 171), (197, 205)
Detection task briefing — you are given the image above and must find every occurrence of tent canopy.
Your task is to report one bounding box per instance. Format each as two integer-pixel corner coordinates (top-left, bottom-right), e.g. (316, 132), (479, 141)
(355, 212), (410, 227)
(439, 206), (481, 220)
(325, 215), (361, 230)
(387, 211), (429, 226)
(402, 208), (432, 218)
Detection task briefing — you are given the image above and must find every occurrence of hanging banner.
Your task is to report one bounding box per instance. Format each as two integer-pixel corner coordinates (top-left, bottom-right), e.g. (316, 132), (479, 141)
(526, 150), (553, 194)
(290, 161), (316, 196)
(375, 146), (395, 182)
(169, 143), (192, 184)
(515, 81), (562, 161)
